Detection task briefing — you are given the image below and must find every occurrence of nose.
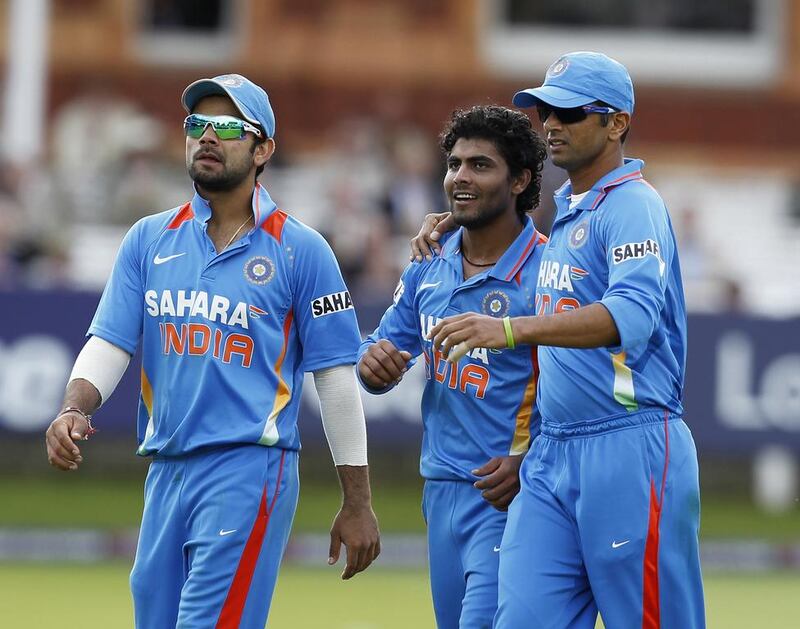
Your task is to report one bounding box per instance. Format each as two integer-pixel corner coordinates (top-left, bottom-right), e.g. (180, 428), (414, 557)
(453, 163), (471, 184)
(198, 123), (220, 144)
(542, 111), (562, 132)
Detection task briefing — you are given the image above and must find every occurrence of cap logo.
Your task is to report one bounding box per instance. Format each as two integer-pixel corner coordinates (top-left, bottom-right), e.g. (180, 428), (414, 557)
(218, 74), (245, 87)
(548, 58), (569, 78)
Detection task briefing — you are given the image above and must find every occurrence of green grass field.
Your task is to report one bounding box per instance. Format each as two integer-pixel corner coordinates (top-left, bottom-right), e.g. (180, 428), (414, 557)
(3, 476), (800, 539)
(2, 562), (799, 628)
(3, 477), (800, 627)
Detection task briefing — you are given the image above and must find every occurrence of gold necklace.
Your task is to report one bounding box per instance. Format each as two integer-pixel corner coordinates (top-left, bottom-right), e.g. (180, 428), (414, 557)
(222, 215), (253, 251)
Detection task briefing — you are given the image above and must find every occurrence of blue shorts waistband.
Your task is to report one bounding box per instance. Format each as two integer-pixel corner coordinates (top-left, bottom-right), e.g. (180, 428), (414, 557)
(540, 408), (677, 439)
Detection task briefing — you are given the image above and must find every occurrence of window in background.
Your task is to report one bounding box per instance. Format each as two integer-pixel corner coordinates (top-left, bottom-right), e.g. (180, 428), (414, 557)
(133, 0), (244, 66)
(480, 0), (784, 87)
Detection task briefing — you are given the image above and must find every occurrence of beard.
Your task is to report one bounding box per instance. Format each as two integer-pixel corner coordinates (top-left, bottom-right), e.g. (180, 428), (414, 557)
(450, 198), (507, 230)
(188, 153), (252, 192)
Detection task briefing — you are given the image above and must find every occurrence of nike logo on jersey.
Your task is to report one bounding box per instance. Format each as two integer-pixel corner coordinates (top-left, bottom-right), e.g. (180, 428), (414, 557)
(611, 539), (630, 549)
(418, 281), (441, 291)
(153, 252), (187, 265)
(493, 546), (501, 552)
(219, 529), (237, 536)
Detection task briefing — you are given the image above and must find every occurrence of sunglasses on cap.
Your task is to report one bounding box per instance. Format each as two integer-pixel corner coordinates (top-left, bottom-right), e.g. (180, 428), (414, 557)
(536, 104), (618, 125)
(183, 114), (264, 140)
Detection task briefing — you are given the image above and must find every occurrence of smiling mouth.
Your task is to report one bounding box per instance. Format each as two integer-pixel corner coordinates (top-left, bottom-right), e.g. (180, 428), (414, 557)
(548, 138), (567, 149)
(453, 192), (478, 202)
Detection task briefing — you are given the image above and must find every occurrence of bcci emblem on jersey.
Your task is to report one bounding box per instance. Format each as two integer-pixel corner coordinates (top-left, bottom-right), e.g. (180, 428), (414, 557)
(244, 256), (275, 285)
(569, 219), (590, 249)
(482, 290), (510, 318)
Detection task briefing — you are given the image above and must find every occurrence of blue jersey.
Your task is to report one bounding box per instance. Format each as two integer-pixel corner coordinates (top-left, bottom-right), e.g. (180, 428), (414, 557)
(88, 183), (361, 456)
(359, 218), (546, 481)
(535, 158), (686, 423)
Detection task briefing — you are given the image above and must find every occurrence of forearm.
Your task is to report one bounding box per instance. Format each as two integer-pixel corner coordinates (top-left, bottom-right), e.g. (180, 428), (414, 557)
(513, 303), (620, 348)
(61, 378), (102, 415)
(314, 365), (368, 465)
(335, 464), (372, 509)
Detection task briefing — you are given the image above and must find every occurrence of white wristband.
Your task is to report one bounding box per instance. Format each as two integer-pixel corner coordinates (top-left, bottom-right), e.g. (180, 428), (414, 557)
(313, 365), (368, 466)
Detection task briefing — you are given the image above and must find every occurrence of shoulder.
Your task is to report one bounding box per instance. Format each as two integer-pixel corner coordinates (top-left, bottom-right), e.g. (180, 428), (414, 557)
(121, 203), (192, 252)
(599, 178), (668, 226)
(265, 209), (331, 252)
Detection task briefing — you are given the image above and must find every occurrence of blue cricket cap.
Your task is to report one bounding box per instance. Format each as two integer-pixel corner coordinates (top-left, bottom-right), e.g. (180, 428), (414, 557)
(181, 73), (276, 137)
(513, 51), (634, 114)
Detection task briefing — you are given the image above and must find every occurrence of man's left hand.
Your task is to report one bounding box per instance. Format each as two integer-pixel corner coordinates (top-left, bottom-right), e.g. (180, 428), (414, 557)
(473, 455), (524, 511)
(328, 504), (381, 579)
(428, 313), (507, 363)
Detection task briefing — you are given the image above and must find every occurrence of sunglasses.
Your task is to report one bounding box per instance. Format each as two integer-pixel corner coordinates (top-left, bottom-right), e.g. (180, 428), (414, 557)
(536, 104), (618, 125)
(183, 114), (264, 140)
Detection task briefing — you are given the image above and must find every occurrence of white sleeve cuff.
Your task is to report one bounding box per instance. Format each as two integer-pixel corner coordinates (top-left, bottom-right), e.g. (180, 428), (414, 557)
(313, 365), (368, 466)
(69, 336), (131, 405)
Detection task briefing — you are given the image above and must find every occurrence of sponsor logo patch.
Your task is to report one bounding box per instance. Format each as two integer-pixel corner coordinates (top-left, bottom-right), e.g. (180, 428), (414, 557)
(611, 239), (665, 275)
(481, 290), (510, 318)
(244, 256), (275, 285)
(311, 291), (354, 318)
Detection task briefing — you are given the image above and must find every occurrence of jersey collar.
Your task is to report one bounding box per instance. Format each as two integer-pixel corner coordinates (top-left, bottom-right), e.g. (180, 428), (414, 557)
(554, 157), (645, 212)
(189, 182), (278, 230)
(441, 216), (544, 283)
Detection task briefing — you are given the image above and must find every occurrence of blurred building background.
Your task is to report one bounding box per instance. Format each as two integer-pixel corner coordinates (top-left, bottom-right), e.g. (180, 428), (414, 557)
(0, 1), (799, 615)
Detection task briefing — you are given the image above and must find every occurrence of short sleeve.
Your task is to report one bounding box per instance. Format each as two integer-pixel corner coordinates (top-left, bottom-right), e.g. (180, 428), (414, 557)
(356, 262), (425, 393)
(598, 185), (673, 351)
(289, 227), (361, 372)
(87, 220), (146, 354)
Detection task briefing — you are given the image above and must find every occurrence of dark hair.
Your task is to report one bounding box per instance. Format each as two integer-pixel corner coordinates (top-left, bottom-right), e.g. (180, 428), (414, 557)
(595, 100), (630, 144)
(439, 105), (547, 215)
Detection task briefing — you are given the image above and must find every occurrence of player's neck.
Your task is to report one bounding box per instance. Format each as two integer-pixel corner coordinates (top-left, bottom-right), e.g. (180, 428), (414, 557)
(568, 147), (624, 194)
(201, 181), (256, 227)
(461, 211), (523, 266)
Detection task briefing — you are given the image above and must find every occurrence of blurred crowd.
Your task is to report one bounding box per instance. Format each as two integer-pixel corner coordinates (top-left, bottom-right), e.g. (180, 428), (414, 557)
(0, 85), (763, 315)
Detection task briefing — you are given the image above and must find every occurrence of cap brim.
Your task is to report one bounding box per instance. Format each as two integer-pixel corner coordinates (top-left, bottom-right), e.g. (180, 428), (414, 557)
(181, 79), (260, 128)
(512, 86), (596, 109)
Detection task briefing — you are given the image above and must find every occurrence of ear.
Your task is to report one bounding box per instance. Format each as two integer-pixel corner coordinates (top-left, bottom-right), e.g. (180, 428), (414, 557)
(254, 138), (276, 168)
(608, 112), (630, 142)
(512, 168), (532, 196)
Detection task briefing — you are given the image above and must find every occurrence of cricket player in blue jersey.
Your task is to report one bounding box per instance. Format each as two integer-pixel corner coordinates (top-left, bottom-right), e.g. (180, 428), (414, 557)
(418, 53), (705, 628)
(45, 74), (380, 628)
(358, 106), (548, 629)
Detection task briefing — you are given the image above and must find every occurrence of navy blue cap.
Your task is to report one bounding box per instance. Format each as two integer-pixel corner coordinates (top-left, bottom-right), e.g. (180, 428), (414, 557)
(513, 51), (634, 114)
(181, 73), (276, 137)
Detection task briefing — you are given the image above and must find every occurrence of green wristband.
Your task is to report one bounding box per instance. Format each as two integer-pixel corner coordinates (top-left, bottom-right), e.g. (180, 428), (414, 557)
(503, 316), (516, 349)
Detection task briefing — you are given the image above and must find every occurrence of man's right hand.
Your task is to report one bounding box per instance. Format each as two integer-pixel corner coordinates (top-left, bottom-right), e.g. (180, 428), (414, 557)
(358, 339), (412, 390)
(46, 412), (90, 471)
(409, 212), (456, 262)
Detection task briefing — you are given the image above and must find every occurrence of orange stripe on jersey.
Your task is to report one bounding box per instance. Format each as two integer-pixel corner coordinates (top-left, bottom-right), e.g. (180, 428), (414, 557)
(504, 231), (543, 281)
(510, 346), (538, 455)
(262, 209), (289, 243)
(166, 202), (194, 229)
(591, 171), (643, 209)
(140, 366), (154, 417)
(268, 310), (294, 423)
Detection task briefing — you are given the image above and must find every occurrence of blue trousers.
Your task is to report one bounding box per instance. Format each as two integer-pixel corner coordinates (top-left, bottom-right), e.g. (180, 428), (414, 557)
(423, 479), (507, 629)
(130, 444), (299, 628)
(495, 411), (705, 629)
